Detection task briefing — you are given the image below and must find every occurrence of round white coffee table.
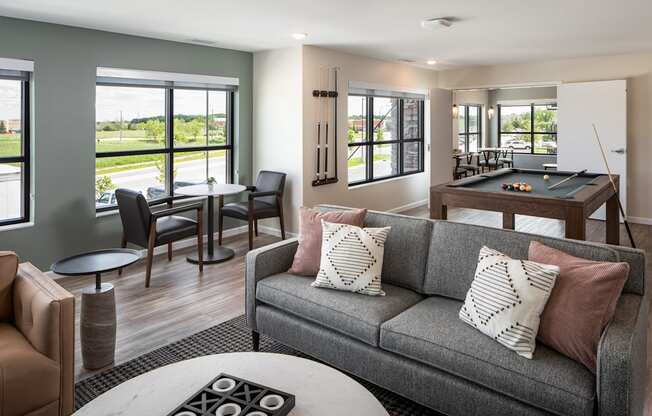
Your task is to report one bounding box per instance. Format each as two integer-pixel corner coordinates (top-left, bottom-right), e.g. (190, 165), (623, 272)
(176, 183), (246, 264)
(74, 352), (388, 416)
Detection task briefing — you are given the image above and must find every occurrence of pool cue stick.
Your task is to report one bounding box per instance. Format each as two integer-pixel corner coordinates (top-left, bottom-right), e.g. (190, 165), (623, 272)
(324, 67), (330, 179)
(547, 169), (587, 190)
(592, 124), (636, 248)
(315, 67), (323, 180)
(333, 67), (339, 181)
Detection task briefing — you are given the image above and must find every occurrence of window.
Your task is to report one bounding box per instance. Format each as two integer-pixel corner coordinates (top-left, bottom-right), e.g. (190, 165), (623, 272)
(95, 85), (233, 210)
(0, 74), (30, 225)
(347, 95), (424, 185)
(498, 103), (557, 154)
(457, 105), (481, 153)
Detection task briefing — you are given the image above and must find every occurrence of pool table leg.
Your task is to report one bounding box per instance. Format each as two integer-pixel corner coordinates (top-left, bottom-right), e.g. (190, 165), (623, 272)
(502, 212), (515, 230)
(565, 208), (586, 241)
(429, 193), (447, 220)
(605, 194), (620, 245)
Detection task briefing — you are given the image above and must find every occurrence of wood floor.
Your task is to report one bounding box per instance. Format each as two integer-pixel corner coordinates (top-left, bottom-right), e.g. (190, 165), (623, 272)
(55, 233), (281, 381)
(57, 207), (652, 413)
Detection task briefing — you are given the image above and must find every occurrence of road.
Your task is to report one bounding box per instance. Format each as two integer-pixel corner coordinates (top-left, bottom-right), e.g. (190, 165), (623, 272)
(104, 156), (227, 195)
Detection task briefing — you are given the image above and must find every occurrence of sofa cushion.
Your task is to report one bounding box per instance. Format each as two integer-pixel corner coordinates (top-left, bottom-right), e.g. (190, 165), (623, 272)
(256, 273), (423, 346)
(0, 323), (61, 416)
(380, 297), (595, 416)
(424, 220), (620, 301)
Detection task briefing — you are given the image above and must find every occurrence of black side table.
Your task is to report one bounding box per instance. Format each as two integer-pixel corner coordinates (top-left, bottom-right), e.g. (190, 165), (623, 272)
(52, 248), (140, 370)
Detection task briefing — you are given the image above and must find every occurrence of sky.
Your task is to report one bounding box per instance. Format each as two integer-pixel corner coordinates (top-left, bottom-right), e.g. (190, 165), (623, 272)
(1, 82), (228, 122)
(96, 86), (227, 122)
(0, 79), (21, 121)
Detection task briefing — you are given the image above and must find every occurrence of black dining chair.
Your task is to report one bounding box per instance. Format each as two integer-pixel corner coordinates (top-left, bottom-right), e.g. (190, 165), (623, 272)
(115, 188), (204, 287)
(479, 150), (504, 172)
(219, 171), (286, 250)
(459, 152), (479, 176)
(499, 149), (514, 168)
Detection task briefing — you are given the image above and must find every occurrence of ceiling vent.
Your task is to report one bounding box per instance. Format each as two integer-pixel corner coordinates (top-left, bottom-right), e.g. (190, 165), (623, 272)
(421, 18), (453, 30)
(188, 38), (216, 45)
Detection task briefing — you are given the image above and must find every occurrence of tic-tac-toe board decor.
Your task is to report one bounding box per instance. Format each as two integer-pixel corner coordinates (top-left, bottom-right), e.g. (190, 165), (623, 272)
(167, 373), (295, 416)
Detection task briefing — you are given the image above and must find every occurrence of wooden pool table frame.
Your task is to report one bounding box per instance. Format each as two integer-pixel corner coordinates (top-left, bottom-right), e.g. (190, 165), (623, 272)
(430, 168), (620, 245)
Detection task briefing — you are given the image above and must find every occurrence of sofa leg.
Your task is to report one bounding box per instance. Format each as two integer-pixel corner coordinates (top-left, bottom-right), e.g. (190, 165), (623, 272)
(252, 331), (260, 352)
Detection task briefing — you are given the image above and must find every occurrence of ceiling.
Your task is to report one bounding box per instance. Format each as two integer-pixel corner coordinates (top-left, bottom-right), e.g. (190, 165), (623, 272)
(1, 0), (652, 70)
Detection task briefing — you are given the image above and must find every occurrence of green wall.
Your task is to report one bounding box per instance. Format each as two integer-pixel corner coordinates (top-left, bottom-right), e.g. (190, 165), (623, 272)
(0, 17), (253, 269)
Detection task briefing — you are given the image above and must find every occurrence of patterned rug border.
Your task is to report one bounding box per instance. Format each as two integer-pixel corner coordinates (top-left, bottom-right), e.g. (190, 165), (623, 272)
(75, 315), (440, 415)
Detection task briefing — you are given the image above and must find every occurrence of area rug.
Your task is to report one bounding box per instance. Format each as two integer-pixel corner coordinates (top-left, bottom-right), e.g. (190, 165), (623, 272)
(75, 314), (440, 415)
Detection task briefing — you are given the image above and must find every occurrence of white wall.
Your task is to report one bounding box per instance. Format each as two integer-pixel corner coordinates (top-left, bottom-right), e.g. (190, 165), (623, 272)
(438, 52), (652, 222)
(253, 47), (303, 232)
(301, 46), (442, 221)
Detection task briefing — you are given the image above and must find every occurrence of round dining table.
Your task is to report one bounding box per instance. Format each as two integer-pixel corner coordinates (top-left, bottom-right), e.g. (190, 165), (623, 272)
(175, 183), (246, 264)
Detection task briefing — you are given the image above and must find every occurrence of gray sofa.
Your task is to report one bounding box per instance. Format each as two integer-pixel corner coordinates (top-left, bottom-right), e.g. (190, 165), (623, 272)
(245, 205), (648, 416)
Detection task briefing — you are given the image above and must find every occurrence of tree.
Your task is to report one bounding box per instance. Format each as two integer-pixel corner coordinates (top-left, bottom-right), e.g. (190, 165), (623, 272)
(141, 119), (165, 142)
(376, 127), (385, 141)
(95, 176), (115, 198)
(0, 121), (6, 134)
(348, 128), (356, 143)
(187, 119), (203, 142)
(155, 160), (176, 185)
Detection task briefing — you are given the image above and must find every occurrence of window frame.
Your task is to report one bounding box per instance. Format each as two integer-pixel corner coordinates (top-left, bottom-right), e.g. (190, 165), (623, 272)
(497, 103), (558, 155)
(95, 84), (234, 212)
(0, 76), (30, 226)
(347, 95), (424, 186)
(457, 104), (482, 153)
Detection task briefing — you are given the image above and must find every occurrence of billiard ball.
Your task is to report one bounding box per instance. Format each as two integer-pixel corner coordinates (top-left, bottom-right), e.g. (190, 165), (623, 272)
(543, 175), (550, 181)
(501, 183), (508, 190)
(519, 184), (526, 191)
(525, 184), (532, 192)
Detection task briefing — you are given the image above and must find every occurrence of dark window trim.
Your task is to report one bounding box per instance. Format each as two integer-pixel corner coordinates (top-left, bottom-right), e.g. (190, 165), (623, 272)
(457, 104), (482, 153)
(96, 85), (235, 212)
(497, 103), (557, 155)
(348, 95), (424, 186)
(0, 77), (30, 226)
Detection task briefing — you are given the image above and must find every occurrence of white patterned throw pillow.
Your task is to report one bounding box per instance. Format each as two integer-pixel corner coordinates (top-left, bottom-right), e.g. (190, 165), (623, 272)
(459, 246), (559, 359)
(312, 220), (391, 296)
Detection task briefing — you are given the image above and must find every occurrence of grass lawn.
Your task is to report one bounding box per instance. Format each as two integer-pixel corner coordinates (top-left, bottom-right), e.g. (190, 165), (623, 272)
(0, 134), (21, 157)
(348, 153), (393, 168)
(96, 149), (226, 175)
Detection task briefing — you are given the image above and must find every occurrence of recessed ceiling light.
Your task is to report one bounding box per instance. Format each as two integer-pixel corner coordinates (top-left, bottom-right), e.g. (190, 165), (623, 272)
(426, 59), (437, 65)
(421, 18), (453, 30)
(291, 33), (307, 40)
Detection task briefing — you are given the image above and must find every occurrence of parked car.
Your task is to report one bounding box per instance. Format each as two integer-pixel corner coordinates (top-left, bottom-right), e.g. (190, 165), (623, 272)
(539, 141), (558, 153)
(146, 181), (198, 200)
(502, 138), (531, 150)
(96, 190), (117, 208)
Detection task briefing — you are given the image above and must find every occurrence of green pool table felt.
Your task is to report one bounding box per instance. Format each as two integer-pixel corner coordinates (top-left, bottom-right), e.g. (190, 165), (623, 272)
(449, 169), (600, 199)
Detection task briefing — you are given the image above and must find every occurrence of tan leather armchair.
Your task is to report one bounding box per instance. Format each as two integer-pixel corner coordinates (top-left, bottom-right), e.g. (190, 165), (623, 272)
(0, 251), (75, 416)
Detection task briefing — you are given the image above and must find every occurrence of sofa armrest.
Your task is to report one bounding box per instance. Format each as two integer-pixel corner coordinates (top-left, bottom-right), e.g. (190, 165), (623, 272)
(245, 238), (299, 330)
(13, 262), (75, 415)
(597, 293), (648, 416)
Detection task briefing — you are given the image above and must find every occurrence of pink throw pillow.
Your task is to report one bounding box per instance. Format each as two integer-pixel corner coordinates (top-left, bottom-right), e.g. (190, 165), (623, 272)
(288, 207), (367, 276)
(528, 241), (629, 371)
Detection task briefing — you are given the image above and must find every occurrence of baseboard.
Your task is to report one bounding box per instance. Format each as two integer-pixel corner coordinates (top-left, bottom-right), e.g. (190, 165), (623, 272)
(628, 216), (652, 225)
(386, 199), (428, 214)
(257, 225), (298, 239)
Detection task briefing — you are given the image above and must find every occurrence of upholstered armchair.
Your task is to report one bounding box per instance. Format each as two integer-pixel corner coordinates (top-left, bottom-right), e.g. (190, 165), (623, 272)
(219, 171), (287, 250)
(0, 251), (75, 416)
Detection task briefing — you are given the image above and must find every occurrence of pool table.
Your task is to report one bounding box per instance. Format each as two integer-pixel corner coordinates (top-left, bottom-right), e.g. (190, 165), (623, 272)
(430, 168), (620, 244)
